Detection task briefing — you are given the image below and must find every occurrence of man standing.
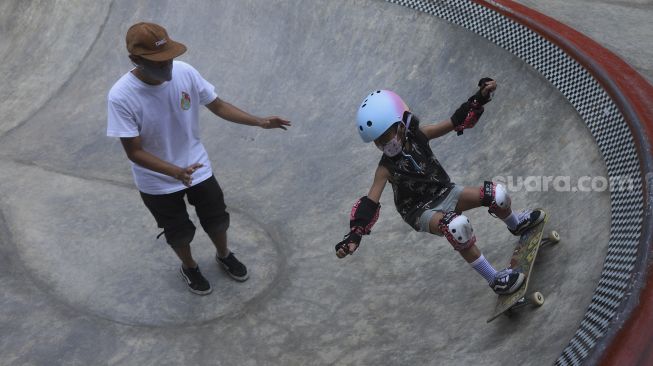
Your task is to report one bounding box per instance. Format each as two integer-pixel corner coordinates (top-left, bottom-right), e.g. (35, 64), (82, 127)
(107, 22), (291, 295)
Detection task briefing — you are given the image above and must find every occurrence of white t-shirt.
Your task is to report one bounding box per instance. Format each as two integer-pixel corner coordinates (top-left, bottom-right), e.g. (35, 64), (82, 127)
(107, 60), (218, 194)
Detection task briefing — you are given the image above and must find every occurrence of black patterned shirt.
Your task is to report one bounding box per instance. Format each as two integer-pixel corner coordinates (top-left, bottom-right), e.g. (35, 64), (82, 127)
(379, 126), (454, 230)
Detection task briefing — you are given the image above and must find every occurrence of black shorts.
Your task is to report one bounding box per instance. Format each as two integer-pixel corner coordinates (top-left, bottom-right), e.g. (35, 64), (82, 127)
(140, 175), (230, 248)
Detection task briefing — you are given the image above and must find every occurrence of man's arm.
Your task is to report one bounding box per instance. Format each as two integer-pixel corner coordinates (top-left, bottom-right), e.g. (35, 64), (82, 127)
(205, 97), (291, 130)
(120, 136), (202, 187)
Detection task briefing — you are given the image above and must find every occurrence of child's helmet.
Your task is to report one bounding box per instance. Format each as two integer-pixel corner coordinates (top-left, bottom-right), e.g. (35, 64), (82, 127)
(356, 90), (409, 143)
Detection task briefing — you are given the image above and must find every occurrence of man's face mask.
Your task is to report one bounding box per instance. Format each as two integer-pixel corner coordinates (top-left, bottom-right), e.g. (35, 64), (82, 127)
(137, 59), (173, 82)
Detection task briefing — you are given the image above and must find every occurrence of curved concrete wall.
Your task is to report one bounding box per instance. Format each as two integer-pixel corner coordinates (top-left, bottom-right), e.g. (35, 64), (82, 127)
(0, 1), (111, 135)
(386, 0), (651, 364)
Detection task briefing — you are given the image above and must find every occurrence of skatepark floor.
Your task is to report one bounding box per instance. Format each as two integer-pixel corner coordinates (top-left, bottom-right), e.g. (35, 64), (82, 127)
(1, 0), (650, 364)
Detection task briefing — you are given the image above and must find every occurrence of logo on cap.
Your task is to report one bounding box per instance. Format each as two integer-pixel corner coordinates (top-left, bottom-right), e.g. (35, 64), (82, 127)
(155, 39), (167, 47)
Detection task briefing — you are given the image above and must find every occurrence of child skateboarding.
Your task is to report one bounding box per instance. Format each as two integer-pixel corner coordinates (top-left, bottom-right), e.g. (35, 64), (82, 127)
(336, 78), (544, 295)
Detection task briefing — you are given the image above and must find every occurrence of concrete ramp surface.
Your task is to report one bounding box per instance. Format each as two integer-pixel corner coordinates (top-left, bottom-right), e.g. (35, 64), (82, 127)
(1, 0), (641, 365)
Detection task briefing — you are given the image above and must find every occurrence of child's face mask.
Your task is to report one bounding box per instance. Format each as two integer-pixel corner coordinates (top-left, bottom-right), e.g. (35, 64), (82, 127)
(378, 133), (403, 157)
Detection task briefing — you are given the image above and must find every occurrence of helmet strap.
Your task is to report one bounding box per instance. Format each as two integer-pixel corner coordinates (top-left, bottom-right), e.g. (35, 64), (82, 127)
(402, 111), (413, 130)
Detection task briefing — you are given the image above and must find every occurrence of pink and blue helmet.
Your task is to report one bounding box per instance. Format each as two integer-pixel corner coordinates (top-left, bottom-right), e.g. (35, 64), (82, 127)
(356, 90), (409, 143)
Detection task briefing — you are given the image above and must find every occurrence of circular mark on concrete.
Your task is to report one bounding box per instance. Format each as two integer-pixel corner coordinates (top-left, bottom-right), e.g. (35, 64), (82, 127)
(14, 205), (281, 327)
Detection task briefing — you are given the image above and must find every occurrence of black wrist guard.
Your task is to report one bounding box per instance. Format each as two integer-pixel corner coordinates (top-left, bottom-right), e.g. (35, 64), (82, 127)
(450, 78), (494, 135)
(450, 98), (484, 135)
(470, 90), (491, 106)
(350, 196), (380, 234)
(335, 196), (380, 255)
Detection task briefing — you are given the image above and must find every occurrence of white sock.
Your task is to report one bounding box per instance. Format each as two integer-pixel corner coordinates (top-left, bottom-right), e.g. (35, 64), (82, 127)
(503, 212), (518, 230)
(471, 254), (497, 284)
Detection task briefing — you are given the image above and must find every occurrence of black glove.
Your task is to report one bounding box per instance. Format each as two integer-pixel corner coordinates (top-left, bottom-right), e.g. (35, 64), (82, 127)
(473, 77), (495, 105)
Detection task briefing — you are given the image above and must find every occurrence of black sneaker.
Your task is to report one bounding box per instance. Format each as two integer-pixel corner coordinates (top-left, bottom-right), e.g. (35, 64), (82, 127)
(179, 265), (212, 295)
(490, 268), (525, 295)
(216, 252), (249, 282)
(509, 209), (546, 236)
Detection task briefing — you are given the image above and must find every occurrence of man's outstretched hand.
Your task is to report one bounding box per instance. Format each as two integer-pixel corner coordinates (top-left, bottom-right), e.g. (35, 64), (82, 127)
(260, 116), (292, 130)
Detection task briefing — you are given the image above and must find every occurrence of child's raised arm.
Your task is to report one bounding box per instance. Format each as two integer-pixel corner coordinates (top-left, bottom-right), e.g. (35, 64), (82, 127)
(420, 118), (456, 140)
(421, 78), (497, 140)
(335, 165), (389, 258)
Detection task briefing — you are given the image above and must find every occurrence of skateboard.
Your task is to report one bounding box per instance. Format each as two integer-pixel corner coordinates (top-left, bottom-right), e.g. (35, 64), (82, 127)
(487, 210), (560, 323)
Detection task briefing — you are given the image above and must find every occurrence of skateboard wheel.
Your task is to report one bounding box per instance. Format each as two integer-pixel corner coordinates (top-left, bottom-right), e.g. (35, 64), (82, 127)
(548, 230), (560, 244)
(529, 292), (545, 306)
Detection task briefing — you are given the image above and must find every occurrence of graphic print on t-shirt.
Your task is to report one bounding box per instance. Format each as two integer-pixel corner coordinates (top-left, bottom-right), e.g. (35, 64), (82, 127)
(181, 91), (191, 110)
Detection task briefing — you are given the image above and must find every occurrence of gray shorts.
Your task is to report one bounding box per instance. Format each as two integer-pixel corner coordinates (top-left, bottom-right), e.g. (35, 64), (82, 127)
(417, 184), (465, 233)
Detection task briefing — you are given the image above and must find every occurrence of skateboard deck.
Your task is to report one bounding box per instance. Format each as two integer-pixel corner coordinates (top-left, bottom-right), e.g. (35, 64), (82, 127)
(487, 210), (558, 323)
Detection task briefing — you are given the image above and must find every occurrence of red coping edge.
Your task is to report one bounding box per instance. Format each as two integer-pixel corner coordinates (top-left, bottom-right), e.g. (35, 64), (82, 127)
(472, 1), (653, 365)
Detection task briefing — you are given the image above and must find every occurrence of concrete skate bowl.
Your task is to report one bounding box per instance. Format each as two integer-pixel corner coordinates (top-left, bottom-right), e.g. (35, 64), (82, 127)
(1, 0), (652, 365)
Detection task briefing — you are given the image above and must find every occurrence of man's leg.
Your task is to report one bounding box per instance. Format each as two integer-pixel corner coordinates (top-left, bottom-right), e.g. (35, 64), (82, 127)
(172, 242), (198, 269)
(187, 176), (248, 281)
(207, 229), (229, 259)
(186, 176), (231, 254)
(140, 190), (211, 295)
(169, 239), (211, 295)
(140, 190), (198, 260)
(207, 229), (248, 282)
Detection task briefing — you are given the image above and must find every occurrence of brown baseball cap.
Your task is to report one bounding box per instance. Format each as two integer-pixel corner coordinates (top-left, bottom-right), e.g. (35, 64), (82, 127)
(126, 22), (187, 61)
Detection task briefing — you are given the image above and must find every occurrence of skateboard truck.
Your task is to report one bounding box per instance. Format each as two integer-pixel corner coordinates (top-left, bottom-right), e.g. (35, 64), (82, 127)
(504, 292), (545, 317)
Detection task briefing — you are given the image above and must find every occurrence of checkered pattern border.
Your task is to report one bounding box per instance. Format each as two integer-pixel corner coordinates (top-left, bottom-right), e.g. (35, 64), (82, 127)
(386, 0), (644, 364)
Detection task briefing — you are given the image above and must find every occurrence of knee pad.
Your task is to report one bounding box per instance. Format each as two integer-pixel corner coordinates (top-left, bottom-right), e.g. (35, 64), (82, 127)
(438, 212), (476, 251)
(480, 181), (511, 215)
